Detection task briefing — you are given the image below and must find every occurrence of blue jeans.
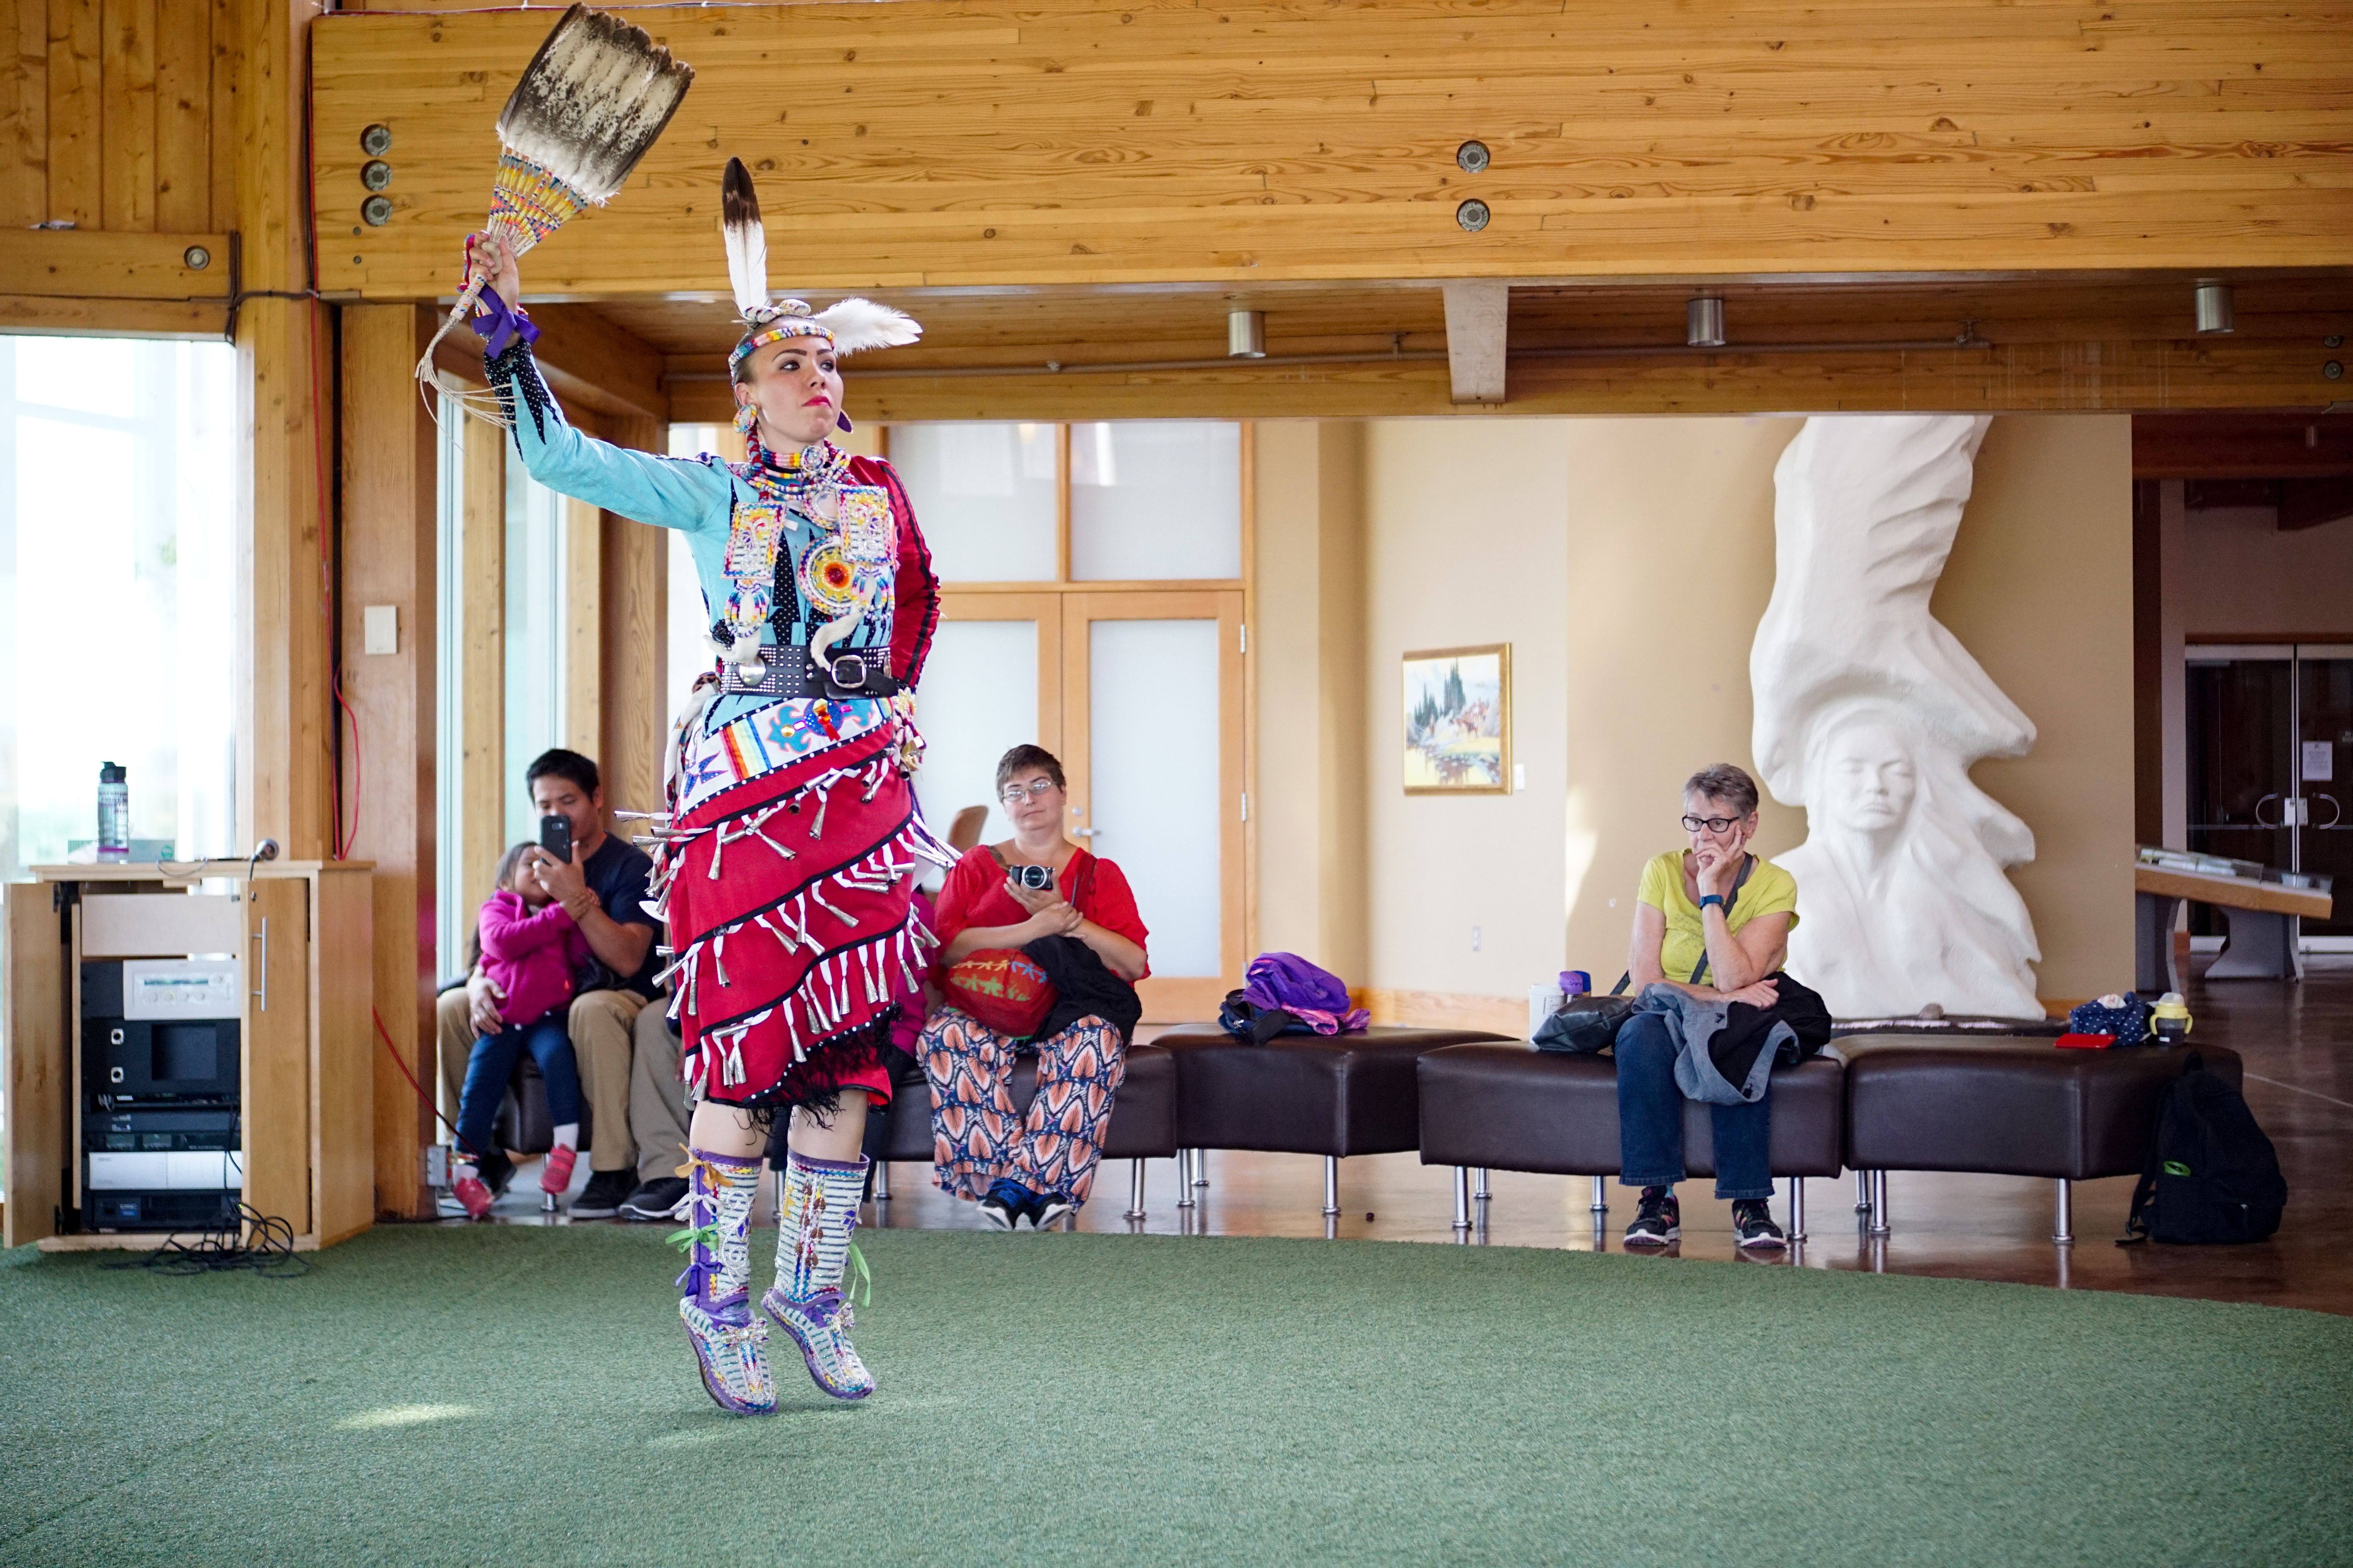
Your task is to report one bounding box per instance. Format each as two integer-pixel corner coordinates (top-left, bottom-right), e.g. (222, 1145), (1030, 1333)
(455, 1017), (580, 1161)
(1613, 1011), (1773, 1201)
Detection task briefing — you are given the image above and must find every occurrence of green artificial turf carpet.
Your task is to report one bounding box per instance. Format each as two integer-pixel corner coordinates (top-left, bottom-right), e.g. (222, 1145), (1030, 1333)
(2, 1226), (2349, 1566)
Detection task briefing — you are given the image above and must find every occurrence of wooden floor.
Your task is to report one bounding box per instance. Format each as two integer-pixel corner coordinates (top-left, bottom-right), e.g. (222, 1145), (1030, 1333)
(492, 955), (2353, 1317)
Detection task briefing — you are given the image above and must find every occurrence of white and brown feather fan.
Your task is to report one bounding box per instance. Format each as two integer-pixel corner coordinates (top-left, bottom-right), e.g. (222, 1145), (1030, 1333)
(418, 5), (695, 414)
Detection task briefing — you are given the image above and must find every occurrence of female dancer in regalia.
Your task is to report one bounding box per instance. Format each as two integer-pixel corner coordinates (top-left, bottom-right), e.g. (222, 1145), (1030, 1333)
(459, 158), (945, 1413)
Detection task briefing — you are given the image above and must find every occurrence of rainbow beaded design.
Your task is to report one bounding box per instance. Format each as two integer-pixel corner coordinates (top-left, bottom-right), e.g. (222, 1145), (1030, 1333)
(487, 150), (587, 255)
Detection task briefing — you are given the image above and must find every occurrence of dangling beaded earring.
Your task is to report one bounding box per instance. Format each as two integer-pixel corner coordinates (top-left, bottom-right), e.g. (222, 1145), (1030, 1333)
(733, 400), (760, 437)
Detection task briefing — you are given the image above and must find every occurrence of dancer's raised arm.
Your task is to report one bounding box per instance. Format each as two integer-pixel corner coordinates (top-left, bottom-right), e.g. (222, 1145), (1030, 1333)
(462, 231), (730, 536)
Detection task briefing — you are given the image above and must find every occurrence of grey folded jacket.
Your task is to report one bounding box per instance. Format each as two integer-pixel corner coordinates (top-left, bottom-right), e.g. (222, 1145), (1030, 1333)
(1630, 983), (1796, 1107)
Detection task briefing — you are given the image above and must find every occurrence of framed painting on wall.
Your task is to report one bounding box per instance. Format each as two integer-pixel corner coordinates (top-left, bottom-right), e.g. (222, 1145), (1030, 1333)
(1402, 644), (1511, 794)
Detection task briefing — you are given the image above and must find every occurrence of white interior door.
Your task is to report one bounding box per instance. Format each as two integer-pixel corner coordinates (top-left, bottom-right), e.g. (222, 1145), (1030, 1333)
(915, 594), (1062, 872)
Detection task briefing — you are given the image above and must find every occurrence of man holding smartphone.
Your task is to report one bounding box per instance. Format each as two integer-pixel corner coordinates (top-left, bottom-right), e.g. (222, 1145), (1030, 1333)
(436, 748), (663, 1217)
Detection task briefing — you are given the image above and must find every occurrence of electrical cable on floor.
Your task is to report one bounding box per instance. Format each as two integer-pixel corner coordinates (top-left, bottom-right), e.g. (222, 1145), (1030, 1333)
(375, 1005), (484, 1162)
(105, 1204), (310, 1279)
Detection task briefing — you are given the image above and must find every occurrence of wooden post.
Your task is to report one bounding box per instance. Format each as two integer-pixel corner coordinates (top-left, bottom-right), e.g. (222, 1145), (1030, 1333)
(565, 494), (603, 759)
(600, 414), (667, 818)
(234, 0), (333, 862)
(460, 410), (506, 921)
(339, 302), (436, 1219)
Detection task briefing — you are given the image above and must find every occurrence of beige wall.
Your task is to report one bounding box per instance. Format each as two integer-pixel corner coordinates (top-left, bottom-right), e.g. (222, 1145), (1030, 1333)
(2178, 501), (2353, 640)
(1361, 421), (1571, 1002)
(1254, 411), (2136, 1017)
(1932, 416), (2137, 1001)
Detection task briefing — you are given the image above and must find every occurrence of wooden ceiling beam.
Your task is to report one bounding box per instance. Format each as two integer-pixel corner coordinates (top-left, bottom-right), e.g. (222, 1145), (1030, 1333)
(310, 1), (2353, 300)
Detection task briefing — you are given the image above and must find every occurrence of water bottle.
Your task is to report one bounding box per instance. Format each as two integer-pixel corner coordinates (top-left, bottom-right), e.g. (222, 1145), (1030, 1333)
(1527, 981), (1565, 1039)
(96, 762), (129, 859)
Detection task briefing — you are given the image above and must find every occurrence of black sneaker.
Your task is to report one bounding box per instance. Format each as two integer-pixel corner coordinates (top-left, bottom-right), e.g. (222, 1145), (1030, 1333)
(617, 1176), (688, 1223)
(568, 1168), (635, 1219)
(1032, 1192), (1074, 1230)
(1624, 1186), (1680, 1247)
(478, 1149), (517, 1200)
(980, 1177), (1035, 1230)
(1732, 1199), (1787, 1250)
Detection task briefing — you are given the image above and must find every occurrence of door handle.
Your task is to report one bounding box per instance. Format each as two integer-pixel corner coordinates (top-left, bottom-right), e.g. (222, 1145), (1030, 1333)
(2315, 793), (2344, 829)
(2254, 792), (2282, 827)
(251, 916), (269, 1011)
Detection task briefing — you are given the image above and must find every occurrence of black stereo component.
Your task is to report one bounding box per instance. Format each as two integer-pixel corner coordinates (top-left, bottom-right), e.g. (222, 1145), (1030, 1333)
(80, 961), (242, 1231)
(82, 961), (241, 1103)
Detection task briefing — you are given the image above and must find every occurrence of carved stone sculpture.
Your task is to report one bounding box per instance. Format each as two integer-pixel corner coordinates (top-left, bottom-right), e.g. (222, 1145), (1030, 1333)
(1750, 415), (2044, 1019)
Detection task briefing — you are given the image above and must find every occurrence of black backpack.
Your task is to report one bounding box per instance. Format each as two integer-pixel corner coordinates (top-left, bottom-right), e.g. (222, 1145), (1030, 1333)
(2120, 1053), (2287, 1246)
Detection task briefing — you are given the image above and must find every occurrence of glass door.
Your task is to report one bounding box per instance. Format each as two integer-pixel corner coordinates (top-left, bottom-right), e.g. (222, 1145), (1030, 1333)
(913, 593), (1063, 851)
(2185, 649), (2294, 938)
(2298, 646), (2353, 937)
(1062, 592), (1246, 1020)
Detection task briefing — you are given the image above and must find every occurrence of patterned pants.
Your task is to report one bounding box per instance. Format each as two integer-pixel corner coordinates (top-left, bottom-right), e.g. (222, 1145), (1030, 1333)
(922, 1008), (1126, 1206)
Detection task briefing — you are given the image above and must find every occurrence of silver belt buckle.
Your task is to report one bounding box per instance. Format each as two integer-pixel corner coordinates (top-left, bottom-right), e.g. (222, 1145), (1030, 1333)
(829, 654), (868, 692)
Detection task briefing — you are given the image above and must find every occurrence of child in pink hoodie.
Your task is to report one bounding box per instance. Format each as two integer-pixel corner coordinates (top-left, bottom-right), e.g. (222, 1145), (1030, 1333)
(451, 842), (595, 1217)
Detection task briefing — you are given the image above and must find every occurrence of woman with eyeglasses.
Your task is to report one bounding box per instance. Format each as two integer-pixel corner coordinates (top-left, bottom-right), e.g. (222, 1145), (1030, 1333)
(920, 745), (1150, 1229)
(1617, 763), (1801, 1252)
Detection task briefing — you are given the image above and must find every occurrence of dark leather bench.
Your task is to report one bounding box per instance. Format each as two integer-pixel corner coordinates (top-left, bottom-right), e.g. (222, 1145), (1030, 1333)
(1150, 1023), (1515, 1214)
(867, 1042), (1178, 1218)
(1841, 1034), (2244, 1243)
(1415, 1042), (1847, 1237)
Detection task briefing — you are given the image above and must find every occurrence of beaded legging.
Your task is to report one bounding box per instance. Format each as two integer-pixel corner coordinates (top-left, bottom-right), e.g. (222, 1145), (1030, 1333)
(922, 1008), (1126, 1205)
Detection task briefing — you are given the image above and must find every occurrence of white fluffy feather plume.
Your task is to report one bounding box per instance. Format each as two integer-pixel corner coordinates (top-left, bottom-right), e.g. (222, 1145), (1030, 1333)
(813, 298), (922, 354)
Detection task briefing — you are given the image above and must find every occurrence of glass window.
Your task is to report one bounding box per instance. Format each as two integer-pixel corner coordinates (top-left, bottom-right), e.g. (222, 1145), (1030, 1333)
(891, 422), (1058, 582)
(912, 619), (1042, 861)
(666, 425), (721, 718)
(0, 336), (238, 882)
(435, 398), (464, 978)
(1086, 618), (1222, 974)
(1070, 421), (1241, 581)
(503, 445), (565, 847)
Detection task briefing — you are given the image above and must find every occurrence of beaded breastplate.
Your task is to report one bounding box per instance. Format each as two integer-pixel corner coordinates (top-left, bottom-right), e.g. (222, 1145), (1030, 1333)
(716, 442), (895, 660)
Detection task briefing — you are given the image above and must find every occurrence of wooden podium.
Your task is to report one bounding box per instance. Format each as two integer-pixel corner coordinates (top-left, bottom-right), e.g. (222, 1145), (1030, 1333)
(4, 861), (373, 1252)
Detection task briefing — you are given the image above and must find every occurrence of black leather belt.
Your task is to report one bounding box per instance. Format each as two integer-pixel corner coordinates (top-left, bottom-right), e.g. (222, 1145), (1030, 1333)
(716, 650), (902, 701)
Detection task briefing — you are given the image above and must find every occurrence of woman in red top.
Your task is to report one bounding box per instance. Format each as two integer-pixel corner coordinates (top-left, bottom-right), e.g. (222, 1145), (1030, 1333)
(924, 745), (1149, 1229)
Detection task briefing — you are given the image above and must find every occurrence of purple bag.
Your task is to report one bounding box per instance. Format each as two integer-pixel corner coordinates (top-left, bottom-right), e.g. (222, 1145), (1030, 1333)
(1241, 952), (1369, 1036)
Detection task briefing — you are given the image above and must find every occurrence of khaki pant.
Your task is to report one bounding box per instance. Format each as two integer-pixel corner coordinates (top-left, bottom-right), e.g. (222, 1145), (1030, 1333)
(629, 1000), (693, 1186)
(436, 987), (647, 1174)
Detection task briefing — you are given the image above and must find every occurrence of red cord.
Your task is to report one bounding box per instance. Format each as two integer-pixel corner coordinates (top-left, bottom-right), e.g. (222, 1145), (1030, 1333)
(373, 1005), (481, 1161)
(332, 673), (362, 859)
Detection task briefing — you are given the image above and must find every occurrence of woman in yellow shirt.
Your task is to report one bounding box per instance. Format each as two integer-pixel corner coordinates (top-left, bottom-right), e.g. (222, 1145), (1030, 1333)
(1618, 763), (1799, 1251)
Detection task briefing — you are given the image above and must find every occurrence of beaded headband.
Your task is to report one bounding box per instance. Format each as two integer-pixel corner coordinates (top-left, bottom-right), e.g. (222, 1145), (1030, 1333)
(722, 160), (918, 372)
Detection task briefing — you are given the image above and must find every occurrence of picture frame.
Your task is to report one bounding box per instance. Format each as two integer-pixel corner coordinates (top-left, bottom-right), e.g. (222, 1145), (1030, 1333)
(1402, 643), (1511, 795)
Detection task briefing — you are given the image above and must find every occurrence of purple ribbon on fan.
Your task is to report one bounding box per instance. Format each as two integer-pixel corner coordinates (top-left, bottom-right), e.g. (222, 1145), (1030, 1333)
(466, 283), (541, 358)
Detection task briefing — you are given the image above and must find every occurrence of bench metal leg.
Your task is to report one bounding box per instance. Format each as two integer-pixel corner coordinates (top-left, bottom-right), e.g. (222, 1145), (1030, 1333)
(1590, 1175), (1608, 1216)
(1868, 1170), (1890, 1237)
(542, 1190), (558, 1216)
(1124, 1158), (1146, 1221)
(2053, 1178), (2074, 1245)
(1451, 1166), (1472, 1231)
(872, 1161), (891, 1201)
(1176, 1151), (1197, 1208)
(1788, 1176), (1807, 1242)
(1473, 1166), (1490, 1201)
(1321, 1156), (1341, 1217)
(1193, 1149), (1211, 1189)
(1855, 1170), (1872, 1212)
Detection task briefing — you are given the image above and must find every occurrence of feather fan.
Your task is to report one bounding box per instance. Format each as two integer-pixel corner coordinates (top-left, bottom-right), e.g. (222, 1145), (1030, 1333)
(418, 5), (695, 409)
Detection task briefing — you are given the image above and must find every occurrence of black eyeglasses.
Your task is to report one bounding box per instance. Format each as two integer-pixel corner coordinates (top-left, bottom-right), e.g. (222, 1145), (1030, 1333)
(999, 779), (1058, 806)
(1681, 814), (1743, 834)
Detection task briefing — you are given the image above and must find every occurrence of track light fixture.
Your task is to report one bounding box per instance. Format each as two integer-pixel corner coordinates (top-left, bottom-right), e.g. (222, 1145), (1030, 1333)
(1227, 309), (1267, 358)
(1686, 296), (1726, 349)
(2193, 280), (2234, 336)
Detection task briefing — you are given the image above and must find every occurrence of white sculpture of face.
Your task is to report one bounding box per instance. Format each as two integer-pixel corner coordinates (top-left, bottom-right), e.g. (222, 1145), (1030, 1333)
(1819, 715), (1918, 839)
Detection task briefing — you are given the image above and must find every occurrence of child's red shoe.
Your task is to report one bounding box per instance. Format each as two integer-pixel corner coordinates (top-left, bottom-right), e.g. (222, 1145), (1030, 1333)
(540, 1144), (578, 1196)
(453, 1171), (495, 1219)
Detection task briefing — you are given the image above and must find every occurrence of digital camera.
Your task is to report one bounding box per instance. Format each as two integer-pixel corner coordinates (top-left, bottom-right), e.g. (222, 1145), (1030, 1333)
(1009, 863), (1054, 890)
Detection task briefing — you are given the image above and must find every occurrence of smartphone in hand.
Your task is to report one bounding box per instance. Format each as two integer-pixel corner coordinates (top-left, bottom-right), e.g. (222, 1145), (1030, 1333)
(538, 812), (573, 865)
